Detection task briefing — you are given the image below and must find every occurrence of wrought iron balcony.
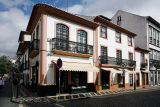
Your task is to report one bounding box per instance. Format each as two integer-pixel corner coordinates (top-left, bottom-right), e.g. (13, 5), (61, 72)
(51, 38), (93, 55)
(150, 59), (160, 68)
(29, 39), (39, 58)
(99, 56), (136, 67)
(141, 62), (148, 68)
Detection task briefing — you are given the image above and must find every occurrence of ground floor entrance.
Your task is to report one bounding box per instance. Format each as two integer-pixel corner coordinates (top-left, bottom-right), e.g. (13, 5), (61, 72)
(118, 74), (125, 88)
(141, 72), (149, 88)
(136, 73), (140, 87)
(101, 70), (110, 90)
(56, 69), (88, 93)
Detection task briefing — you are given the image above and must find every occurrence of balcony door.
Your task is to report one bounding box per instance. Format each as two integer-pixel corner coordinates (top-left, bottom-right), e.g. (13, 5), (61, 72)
(116, 50), (122, 65)
(56, 24), (69, 51)
(77, 30), (87, 54)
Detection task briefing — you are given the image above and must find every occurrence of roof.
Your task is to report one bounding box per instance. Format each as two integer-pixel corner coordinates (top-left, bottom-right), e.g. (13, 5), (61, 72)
(115, 10), (160, 28)
(75, 14), (96, 22)
(146, 16), (160, 28)
(26, 3), (98, 32)
(94, 16), (136, 37)
(135, 47), (150, 53)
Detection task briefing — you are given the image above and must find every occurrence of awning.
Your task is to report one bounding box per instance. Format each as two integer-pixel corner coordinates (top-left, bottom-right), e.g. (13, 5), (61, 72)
(53, 61), (99, 72)
(101, 67), (122, 74)
(141, 70), (150, 73)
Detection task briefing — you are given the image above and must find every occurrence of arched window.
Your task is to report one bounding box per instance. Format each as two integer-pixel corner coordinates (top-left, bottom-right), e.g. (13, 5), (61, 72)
(77, 30), (87, 53)
(56, 24), (69, 51)
(56, 24), (69, 40)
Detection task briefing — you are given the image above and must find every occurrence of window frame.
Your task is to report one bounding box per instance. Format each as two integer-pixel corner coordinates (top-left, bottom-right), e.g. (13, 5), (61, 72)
(56, 23), (69, 40)
(101, 46), (108, 57)
(116, 49), (122, 59)
(128, 36), (132, 46)
(100, 25), (107, 39)
(128, 52), (133, 61)
(115, 31), (121, 43)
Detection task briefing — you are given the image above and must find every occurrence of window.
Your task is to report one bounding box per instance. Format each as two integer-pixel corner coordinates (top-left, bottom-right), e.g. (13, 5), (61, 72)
(149, 26), (152, 44)
(100, 26), (107, 38)
(153, 29), (156, 45)
(141, 53), (145, 63)
(77, 30), (87, 53)
(116, 32), (121, 43)
(153, 50), (157, 60)
(130, 74), (133, 86)
(101, 46), (107, 64)
(128, 36), (132, 46)
(116, 50), (122, 65)
(157, 32), (160, 46)
(101, 46), (107, 56)
(149, 49), (153, 59)
(56, 24), (69, 40)
(129, 53), (133, 61)
(56, 24), (69, 50)
(117, 16), (121, 26)
(78, 30), (87, 44)
(156, 30), (159, 46)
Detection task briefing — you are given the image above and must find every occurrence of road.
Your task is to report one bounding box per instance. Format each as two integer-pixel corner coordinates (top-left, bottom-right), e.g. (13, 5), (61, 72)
(24, 88), (160, 107)
(0, 80), (18, 107)
(1, 81), (160, 107)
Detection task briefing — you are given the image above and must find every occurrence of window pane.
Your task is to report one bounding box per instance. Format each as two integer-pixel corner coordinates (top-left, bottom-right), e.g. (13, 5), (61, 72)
(128, 37), (132, 46)
(116, 32), (121, 42)
(101, 46), (107, 56)
(101, 26), (107, 38)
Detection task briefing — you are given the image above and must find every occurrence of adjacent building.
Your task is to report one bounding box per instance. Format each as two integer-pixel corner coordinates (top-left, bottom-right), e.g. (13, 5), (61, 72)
(111, 10), (160, 86)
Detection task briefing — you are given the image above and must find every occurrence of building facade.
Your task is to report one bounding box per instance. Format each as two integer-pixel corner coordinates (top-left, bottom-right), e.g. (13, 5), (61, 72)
(111, 10), (160, 86)
(16, 4), (151, 95)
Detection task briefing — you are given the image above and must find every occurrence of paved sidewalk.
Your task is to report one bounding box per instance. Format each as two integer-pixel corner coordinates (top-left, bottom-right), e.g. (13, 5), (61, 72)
(12, 85), (160, 104)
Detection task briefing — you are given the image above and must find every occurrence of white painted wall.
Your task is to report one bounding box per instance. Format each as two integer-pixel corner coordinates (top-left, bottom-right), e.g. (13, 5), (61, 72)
(98, 27), (134, 59)
(45, 15), (95, 84)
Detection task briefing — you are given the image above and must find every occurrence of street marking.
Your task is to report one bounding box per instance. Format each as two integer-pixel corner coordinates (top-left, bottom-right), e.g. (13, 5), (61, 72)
(55, 103), (65, 107)
(19, 104), (23, 107)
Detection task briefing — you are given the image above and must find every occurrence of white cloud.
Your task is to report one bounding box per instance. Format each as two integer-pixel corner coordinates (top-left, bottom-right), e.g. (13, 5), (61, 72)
(0, 8), (29, 57)
(0, 0), (31, 8)
(68, 4), (83, 14)
(68, 0), (160, 22)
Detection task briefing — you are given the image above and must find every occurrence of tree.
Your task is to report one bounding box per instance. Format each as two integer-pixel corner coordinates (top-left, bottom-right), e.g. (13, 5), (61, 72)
(0, 56), (13, 76)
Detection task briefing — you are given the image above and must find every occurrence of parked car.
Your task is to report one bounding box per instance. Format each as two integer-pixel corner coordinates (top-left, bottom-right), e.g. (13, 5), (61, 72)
(0, 77), (4, 88)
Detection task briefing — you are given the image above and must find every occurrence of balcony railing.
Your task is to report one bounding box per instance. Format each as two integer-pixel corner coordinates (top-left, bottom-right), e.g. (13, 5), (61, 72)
(99, 56), (136, 67)
(51, 38), (93, 55)
(141, 62), (148, 68)
(29, 39), (39, 56)
(150, 59), (160, 68)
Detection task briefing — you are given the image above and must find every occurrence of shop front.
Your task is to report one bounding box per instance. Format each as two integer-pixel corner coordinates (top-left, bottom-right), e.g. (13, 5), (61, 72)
(54, 61), (99, 94)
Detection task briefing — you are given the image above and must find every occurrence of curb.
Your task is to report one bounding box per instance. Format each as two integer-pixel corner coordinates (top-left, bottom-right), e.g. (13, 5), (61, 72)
(11, 86), (160, 104)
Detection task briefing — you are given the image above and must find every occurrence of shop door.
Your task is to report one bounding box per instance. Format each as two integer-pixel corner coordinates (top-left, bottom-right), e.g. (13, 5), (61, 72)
(142, 73), (145, 86)
(136, 74), (140, 87)
(56, 69), (68, 93)
(101, 70), (110, 89)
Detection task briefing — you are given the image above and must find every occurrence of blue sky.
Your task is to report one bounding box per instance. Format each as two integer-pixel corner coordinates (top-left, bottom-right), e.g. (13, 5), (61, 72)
(0, 0), (160, 57)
